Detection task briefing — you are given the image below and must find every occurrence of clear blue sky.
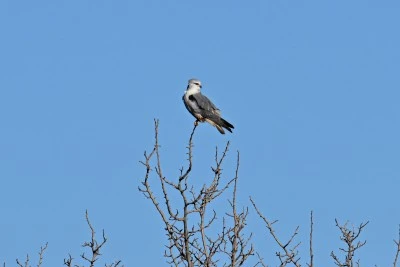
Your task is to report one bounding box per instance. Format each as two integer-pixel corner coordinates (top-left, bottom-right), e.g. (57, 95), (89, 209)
(1, 1), (399, 266)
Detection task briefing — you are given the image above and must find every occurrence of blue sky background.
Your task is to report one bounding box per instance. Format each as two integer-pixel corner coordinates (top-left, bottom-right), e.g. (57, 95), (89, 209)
(1, 1), (399, 266)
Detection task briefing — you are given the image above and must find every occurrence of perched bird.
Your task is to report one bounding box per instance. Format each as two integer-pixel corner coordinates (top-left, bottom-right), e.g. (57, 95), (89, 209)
(182, 79), (234, 134)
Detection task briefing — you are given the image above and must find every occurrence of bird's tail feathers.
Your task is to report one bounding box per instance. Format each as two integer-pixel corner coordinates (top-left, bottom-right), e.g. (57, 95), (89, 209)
(216, 125), (226, 134)
(205, 116), (234, 134)
(205, 118), (225, 134)
(220, 118), (234, 132)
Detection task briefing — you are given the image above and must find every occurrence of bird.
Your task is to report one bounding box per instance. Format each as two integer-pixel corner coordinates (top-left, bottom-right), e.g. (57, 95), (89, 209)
(182, 79), (234, 134)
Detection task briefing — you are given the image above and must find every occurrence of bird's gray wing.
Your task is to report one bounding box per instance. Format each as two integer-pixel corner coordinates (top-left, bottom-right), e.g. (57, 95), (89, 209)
(190, 93), (221, 116)
(184, 92), (234, 134)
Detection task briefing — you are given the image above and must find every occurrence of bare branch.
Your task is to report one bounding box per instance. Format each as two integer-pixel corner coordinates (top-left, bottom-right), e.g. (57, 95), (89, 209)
(254, 252), (268, 267)
(179, 122), (197, 182)
(394, 224), (400, 267)
(63, 210), (122, 267)
(307, 211), (314, 267)
(140, 120), (253, 266)
(218, 151), (254, 267)
(330, 219), (369, 267)
(105, 260), (123, 267)
(79, 210), (108, 267)
(16, 243), (48, 267)
(250, 197), (301, 267)
(37, 242), (48, 267)
(63, 254), (73, 267)
(16, 254), (29, 267)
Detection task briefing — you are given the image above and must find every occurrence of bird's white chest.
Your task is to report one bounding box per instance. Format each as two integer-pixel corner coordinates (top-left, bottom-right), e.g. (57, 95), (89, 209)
(185, 86), (200, 96)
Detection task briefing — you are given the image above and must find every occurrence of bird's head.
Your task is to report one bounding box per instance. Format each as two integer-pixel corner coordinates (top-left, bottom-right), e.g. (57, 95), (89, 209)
(187, 79), (202, 92)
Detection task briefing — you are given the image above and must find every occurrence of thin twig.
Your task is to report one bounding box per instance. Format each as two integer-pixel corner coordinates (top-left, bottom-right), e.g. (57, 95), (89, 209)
(37, 242), (48, 267)
(307, 211), (314, 267)
(393, 225), (400, 267)
(331, 219), (369, 267)
(63, 254), (73, 267)
(16, 254), (29, 267)
(254, 251), (268, 267)
(250, 197), (301, 267)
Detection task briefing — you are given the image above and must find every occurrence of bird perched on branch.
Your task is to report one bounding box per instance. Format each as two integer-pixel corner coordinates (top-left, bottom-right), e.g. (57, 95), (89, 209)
(182, 79), (234, 134)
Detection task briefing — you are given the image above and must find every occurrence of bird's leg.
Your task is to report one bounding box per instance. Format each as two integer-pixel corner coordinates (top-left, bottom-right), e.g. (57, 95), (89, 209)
(194, 120), (199, 126)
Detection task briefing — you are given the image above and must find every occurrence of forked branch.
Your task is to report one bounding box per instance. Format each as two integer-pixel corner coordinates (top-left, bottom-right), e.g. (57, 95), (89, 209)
(330, 219), (369, 267)
(139, 119), (253, 266)
(16, 242), (48, 267)
(63, 211), (122, 267)
(250, 197), (301, 267)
